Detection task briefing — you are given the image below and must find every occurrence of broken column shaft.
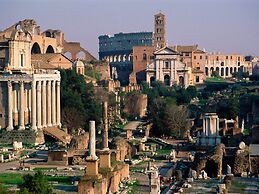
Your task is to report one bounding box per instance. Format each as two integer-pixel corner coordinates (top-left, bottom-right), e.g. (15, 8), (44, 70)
(89, 120), (97, 160)
(102, 101), (109, 150)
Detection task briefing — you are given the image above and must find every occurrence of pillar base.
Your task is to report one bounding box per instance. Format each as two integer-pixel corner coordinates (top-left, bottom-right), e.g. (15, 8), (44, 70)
(85, 159), (99, 177)
(6, 126), (13, 131)
(18, 126), (25, 130)
(99, 149), (111, 169)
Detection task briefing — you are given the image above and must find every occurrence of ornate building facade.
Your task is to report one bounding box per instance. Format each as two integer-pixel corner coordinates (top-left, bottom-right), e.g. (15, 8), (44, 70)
(146, 47), (190, 87)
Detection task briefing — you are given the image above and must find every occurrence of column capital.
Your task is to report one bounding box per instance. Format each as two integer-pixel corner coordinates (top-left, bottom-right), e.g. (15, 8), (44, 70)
(7, 80), (12, 88)
(42, 80), (46, 86)
(56, 81), (60, 86)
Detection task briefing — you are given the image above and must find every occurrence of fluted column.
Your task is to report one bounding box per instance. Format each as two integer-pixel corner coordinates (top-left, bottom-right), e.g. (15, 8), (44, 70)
(51, 80), (56, 125)
(6, 81), (13, 131)
(42, 81), (47, 128)
(37, 81), (42, 129)
(31, 81), (37, 131)
(47, 81), (52, 127)
(56, 81), (61, 127)
(19, 81), (25, 130)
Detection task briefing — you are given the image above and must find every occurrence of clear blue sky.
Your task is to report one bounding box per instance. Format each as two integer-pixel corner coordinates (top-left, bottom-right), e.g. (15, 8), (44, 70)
(1, 0), (259, 58)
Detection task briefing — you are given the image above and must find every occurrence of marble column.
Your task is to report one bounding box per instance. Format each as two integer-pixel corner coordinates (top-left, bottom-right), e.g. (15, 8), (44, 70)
(42, 81), (47, 128)
(37, 81), (42, 128)
(102, 101), (109, 150)
(31, 81), (37, 131)
(19, 81), (25, 130)
(47, 81), (52, 127)
(89, 121), (97, 160)
(56, 81), (61, 127)
(51, 81), (56, 125)
(6, 81), (13, 131)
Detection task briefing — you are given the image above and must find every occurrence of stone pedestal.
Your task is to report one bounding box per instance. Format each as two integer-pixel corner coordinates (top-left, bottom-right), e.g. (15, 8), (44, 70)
(85, 159), (99, 177)
(99, 150), (111, 169)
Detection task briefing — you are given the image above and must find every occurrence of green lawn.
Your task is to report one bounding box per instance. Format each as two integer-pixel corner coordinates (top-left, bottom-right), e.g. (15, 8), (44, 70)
(0, 173), (73, 185)
(156, 148), (172, 155)
(205, 77), (227, 83)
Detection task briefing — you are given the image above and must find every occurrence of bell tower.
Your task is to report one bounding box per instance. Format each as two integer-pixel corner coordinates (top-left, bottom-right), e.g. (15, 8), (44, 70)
(154, 12), (166, 49)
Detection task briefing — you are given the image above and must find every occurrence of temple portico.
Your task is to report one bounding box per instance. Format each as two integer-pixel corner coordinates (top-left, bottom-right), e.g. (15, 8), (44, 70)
(1, 72), (61, 131)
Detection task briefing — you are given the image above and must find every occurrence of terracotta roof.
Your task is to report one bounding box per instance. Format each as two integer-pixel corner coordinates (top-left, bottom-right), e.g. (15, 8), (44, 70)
(31, 53), (71, 69)
(170, 45), (198, 53)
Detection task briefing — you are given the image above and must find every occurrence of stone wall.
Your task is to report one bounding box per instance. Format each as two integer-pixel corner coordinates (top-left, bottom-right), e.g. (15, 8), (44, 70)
(0, 130), (44, 145)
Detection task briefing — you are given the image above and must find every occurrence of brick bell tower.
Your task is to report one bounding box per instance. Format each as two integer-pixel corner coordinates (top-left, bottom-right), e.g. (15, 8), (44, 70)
(154, 12), (166, 49)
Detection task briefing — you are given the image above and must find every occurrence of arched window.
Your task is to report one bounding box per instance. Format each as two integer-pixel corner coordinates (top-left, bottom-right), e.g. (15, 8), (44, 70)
(221, 68), (224, 76)
(225, 67), (229, 76)
(76, 51), (85, 59)
(64, 52), (72, 59)
(143, 53), (147, 60)
(205, 67), (209, 76)
(31, 42), (41, 54)
(46, 45), (54, 53)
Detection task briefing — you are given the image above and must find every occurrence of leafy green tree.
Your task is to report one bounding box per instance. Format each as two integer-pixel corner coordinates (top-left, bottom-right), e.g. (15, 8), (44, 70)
(19, 171), (53, 194)
(149, 98), (189, 137)
(0, 184), (8, 194)
(60, 69), (102, 133)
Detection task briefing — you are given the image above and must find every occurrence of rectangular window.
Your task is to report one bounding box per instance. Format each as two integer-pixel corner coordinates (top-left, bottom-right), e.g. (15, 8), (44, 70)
(200, 56), (202, 60)
(226, 56), (228, 60)
(164, 61), (170, 69)
(194, 56), (196, 60)
(196, 76), (200, 83)
(185, 53), (189, 57)
(20, 54), (24, 67)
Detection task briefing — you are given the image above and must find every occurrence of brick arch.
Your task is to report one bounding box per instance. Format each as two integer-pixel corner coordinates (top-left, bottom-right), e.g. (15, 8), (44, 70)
(31, 42), (42, 54)
(46, 45), (55, 53)
(62, 41), (96, 61)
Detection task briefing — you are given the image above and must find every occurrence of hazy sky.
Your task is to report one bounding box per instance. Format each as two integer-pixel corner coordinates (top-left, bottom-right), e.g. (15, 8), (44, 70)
(1, 0), (259, 58)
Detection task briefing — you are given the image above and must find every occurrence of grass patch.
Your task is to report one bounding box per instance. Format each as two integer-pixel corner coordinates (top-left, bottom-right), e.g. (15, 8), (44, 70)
(126, 180), (141, 194)
(156, 148), (171, 155)
(229, 180), (246, 192)
(205, 77), (227, 83)
(0, 174), (23, 185)
(33, 167), (56, 171)
(0, 173), (73, 186)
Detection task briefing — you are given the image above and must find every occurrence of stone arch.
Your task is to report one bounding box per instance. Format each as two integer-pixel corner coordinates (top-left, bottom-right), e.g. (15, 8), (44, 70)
(179, 76), (184, 87)
(230, 67), (233, 74)
(221, 68), (224, 76)
(76, 51), (86, 59)
(64, 52), (72, 59)
(129, 53), (133, 62)
(118, 55), (122, 62)
(164, 75), (170, 86)
(210, 67), (214, 75)
(234, 67), (237, 73)
(31, 42), (41, 54)
(123, 54), (127, 62)
(114, 55), (117, 62)
(205, 67), (209, 76)
(45, 31), (52, 38)
(216, 67), (219, 73)
(150, 76), (155, 86)
(225, 67), (229, 76)
(46, 45), (55, 53)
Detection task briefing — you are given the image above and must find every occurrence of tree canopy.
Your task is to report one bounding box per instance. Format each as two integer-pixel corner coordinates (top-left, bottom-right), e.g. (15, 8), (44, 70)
(60, 69), (102, 133)
(19, 171), (53, 194)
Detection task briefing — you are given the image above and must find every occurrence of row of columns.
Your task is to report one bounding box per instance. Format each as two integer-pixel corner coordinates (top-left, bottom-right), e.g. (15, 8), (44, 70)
(6, 80), (61, 131)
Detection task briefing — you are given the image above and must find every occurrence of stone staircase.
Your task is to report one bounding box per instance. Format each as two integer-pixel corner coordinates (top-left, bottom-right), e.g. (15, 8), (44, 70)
(43, 127), (71, 144)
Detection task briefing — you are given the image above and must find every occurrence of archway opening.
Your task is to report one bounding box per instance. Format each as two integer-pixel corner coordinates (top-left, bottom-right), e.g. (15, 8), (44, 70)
(205, 67), (209, 76)
(204, 160), (218, 178)
(46, 45), (55, 53)
(31, 42), (41, 54)
(76, 51), (86, 60)
(164, 75), (170, 86)
(150, 76), (155, 87)
(179, 76), (184, 87)
(64, 52), (72, 59)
